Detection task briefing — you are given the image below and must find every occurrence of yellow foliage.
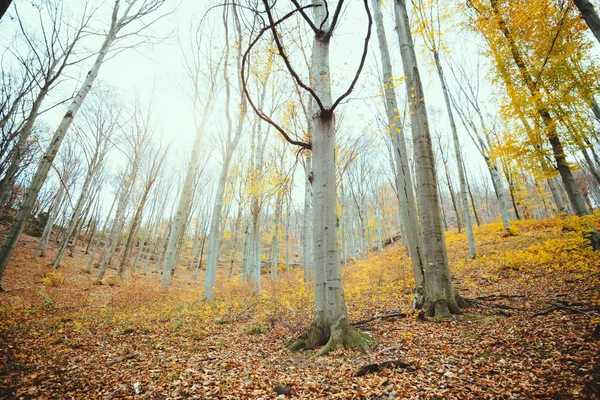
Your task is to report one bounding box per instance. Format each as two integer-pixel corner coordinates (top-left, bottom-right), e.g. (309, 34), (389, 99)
(43, 271), (64, 287)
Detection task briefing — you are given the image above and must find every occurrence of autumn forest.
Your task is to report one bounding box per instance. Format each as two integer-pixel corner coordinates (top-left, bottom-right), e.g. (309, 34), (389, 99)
(0, 0), (599, 398)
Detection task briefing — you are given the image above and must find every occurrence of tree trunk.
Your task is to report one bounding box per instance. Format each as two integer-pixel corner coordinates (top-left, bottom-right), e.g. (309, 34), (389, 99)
(203, 138), (241, 298)
(372, 0), (425, 304)
(161, 136), (202, 288)
(288, 1), (369, 354)
(86, 187), (120, 273)
(394, 0), (459, 318)
(573, 0), (600, 44)
(432, 51), (475, 258)
(53, 170), (95, 268)
(303, 153), (313, 281)
(33, 185), (65, 258)
(0, 31), (114, 281)
(548, 176), (567, 213)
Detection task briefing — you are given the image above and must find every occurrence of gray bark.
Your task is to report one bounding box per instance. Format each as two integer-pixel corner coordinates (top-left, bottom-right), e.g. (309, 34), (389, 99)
(372, 0), (424, 301)
(394, 0), (459, 317)
(574, 0), (600, 43)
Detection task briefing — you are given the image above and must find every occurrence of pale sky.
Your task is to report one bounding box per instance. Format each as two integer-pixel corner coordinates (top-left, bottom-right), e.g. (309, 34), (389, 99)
(1, 0), (495, 218)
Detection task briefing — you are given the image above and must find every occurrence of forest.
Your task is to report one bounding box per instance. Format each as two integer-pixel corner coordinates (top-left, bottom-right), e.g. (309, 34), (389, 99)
(0, 0), (599, 398)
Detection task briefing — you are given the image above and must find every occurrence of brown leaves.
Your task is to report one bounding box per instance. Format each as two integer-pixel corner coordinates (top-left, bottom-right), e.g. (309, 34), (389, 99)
(1, 218), (599, 398)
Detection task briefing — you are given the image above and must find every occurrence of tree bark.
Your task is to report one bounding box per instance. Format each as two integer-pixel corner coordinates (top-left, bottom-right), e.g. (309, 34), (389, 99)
(394, 0), (459, 318)
(372, 0), (424, 304)
(573, 0), (600, 44)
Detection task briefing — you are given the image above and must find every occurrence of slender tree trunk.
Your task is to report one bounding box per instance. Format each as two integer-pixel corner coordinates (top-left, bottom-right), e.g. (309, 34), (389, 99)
(0, 89), (49, 213)
(203, 139), (242, 298)
(33, 185), (65, 258)
(53, 171), (95, 268)
(86, 187), (119, 272)
(432, 51), (475, 257)
(0, 30), (115, 280)
(161, 137), (202, 288)
(548, 176), (567, 213)
(465, 165), (481, 226)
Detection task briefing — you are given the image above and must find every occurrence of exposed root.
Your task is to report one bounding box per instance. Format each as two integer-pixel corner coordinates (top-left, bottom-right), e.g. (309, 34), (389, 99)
(287, 313), (328, 351)
(423, 299), (454, 320)
(315, 317), (371, 356)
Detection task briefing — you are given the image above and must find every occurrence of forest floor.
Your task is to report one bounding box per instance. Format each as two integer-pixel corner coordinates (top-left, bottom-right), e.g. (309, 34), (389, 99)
(0, 217), (599, 399)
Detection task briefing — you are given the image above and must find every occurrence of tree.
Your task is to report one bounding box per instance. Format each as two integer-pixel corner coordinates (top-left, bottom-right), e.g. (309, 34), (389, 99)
(203, 4), (248, 299)
(413, 0), (476, 258)
(0, 1), (94, 213)
(371, 0), (425, 305)
(242, 0), (373, 354)
(467, 0), (600, 249)
(52, 92), (119, 268)
(118, 107), (167, 279)
(394, 0), (461, 318)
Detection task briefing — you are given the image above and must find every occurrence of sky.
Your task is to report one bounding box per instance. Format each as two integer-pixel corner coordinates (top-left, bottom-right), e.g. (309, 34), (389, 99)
(0, 0), (500, 219)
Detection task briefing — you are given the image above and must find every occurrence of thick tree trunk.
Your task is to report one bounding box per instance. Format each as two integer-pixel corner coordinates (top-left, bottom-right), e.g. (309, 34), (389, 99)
(372, 0), (424, 304)
(288, 1), (369, 354)
(303, 153), (313, 281)
(394, 0), (459, 318)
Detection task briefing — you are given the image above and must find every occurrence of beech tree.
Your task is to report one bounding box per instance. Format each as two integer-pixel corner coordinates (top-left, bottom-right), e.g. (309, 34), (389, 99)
(203, 5), (248, 299)
(0, 1), (94, 214)
(467, 0), (600, 249)
(371, 0), (425, 305)
(414, 0), (476, 258)
(574, 0), (600, 43)
(394, 0), (461, 318)
(52, 93), (119, 268)
(242, 0), (373, 354)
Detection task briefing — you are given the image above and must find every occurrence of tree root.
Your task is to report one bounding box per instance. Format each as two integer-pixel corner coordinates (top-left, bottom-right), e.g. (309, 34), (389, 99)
(316, 317), (371, 356)
(287, 314), (328, 351)
(288, 316), (371, 356)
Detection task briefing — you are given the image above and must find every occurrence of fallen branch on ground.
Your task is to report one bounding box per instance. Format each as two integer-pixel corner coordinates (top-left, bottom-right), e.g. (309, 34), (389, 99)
(354, 359), (414, 377)
(352, 311), (408, 327)
(470, 294), (525, 301)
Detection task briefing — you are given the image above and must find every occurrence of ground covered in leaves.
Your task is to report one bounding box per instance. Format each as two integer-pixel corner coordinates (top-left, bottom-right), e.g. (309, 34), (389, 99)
(1, 216), (599, 399)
